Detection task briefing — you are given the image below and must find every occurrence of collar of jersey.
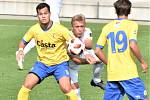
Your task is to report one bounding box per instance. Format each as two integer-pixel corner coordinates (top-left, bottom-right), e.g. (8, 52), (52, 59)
(115, 18), (126, 20)
(42, 21), (53, 32)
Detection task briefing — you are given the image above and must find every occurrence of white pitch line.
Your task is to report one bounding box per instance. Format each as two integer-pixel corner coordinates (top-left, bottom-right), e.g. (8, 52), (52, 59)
(0, 24), (31, 27)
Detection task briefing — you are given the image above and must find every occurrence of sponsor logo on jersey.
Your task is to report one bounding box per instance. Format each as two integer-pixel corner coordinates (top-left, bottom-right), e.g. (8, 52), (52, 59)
(37, 40), (56, 48)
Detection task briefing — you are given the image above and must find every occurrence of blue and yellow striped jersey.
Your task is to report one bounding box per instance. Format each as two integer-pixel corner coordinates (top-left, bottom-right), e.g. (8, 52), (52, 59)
(23, 22), (72, 66)
(96, 18), (139, 81)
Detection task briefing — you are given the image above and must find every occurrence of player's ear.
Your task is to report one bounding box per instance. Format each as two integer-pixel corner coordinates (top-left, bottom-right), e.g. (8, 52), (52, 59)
(49, 11), (51, 16)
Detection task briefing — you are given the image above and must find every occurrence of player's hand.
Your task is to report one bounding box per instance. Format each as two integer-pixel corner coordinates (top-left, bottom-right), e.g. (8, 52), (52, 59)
(141, 60), (148, 73)
(16, 50), (24, 61)
(84, 54), (97, 64)
(16, 50), (24, 69)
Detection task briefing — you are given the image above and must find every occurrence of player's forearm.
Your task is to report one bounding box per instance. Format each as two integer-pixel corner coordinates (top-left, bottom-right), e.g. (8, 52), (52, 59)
(130, 41), (145, 63)
(95, 48), (107, 65)
(18, 41), (26, 50)
(77, 58), (88, 64)
(98, 52), (107, 65)
(69, 55), (87, 64)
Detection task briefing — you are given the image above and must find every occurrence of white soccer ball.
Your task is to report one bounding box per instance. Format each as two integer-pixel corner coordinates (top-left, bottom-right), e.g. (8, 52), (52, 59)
(68, 38), (85, 55)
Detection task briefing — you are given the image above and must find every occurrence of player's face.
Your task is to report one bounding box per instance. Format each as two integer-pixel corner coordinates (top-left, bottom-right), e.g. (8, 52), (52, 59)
(72, 21), (85, 38)
(37, 7), (50, 25)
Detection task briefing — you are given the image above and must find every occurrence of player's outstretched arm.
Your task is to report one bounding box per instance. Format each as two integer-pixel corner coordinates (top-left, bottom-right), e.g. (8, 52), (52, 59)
(69, 54), (88, 64)
(130, 41), (148, 73)
(95, 47), (107, 65)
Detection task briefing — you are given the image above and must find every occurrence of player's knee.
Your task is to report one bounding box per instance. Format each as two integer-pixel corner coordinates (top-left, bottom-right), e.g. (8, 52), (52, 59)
(23, 73), (39, 90)
(63, 87), (72, 93)
(66, 89), (72, 93)
(23, 81), (38, 90)
(23, 84), (33, 90)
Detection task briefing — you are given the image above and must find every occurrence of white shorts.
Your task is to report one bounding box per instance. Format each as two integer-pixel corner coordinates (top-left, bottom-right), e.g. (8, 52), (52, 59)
(69, 49), (101, 84)
(69, 61), (79, 84)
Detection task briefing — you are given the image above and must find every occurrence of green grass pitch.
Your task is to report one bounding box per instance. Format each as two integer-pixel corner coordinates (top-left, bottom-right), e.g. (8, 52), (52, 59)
(0, 19), (149, 100)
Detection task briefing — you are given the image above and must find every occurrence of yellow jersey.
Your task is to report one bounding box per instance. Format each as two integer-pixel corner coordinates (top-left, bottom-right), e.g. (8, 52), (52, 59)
(97, 18), (139, 81)
(23, 22), (72, 66)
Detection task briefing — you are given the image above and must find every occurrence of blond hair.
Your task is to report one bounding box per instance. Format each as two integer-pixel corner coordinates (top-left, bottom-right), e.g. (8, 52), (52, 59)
(71, 14), (86, 26)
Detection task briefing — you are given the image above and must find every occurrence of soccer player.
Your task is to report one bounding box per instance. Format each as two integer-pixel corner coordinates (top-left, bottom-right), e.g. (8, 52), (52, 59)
(16, 0), (63, 69)
(16, 3), (78, 100)
(95, 0), (148, 100)
(68, 14), (105, 100)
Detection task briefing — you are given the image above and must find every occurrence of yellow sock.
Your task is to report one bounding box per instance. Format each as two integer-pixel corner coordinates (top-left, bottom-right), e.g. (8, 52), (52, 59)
(17, 86), (31, 100)
(65, 90), (78, 100)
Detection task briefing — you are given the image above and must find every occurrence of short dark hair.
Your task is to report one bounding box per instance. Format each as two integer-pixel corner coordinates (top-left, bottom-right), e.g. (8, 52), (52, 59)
(36, 3), (50, 13)
(114, 0), (132, 16)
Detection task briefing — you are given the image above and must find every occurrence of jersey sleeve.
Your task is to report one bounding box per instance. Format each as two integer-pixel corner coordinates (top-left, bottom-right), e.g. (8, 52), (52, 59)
(22, 27), (34, 44)
(129, 22), (138, 42)
(96, 28), (107, 49)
